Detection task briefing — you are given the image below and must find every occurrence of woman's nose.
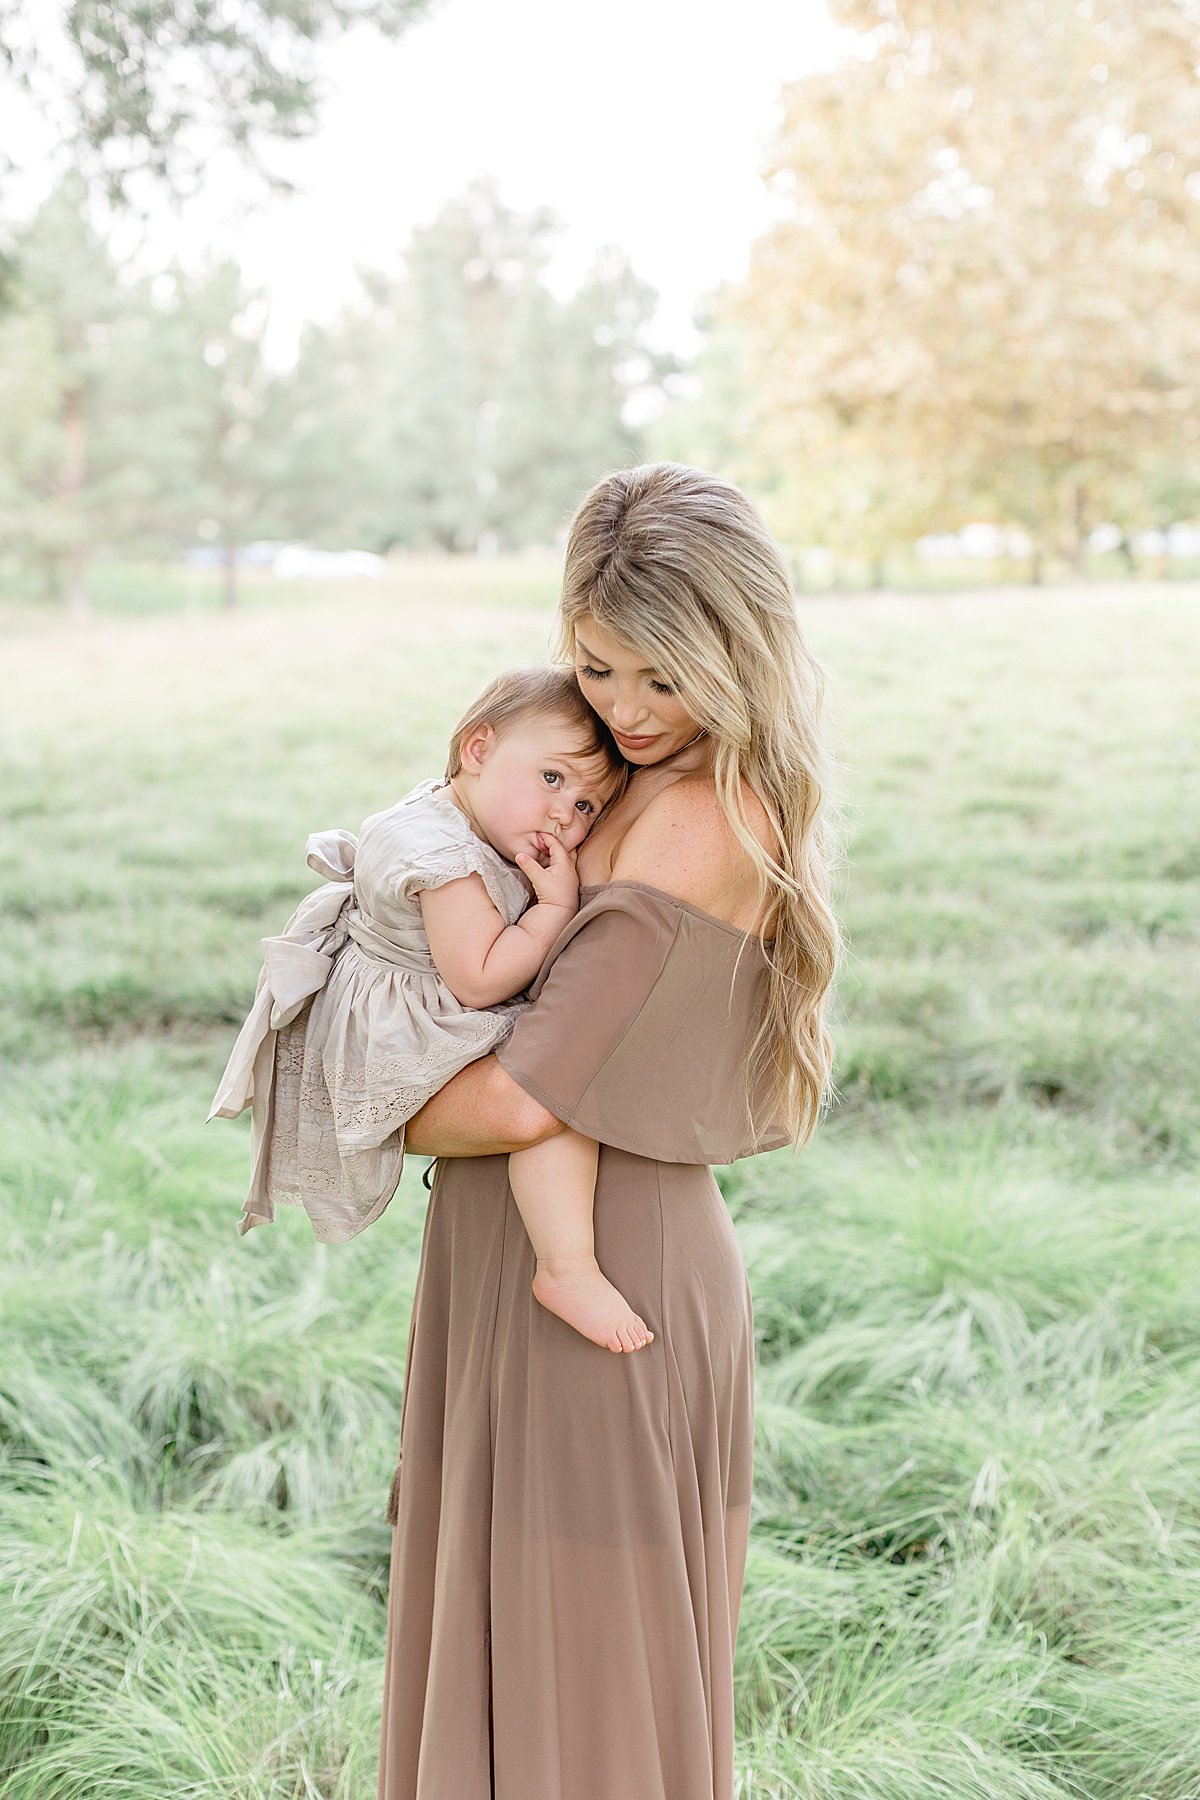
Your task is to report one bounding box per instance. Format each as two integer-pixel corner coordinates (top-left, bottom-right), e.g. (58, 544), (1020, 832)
(611, 696), (649, 730)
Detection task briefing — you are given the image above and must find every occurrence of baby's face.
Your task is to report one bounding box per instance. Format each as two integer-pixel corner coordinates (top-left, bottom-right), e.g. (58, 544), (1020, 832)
(468, 715), (621, 864)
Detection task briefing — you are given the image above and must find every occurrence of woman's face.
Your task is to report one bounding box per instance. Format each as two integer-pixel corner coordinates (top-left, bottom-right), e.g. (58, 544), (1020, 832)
(571, 619), (703, 767)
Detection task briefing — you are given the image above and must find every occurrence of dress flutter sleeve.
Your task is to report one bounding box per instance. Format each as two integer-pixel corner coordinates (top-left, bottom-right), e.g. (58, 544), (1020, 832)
(495, 883), (793, 1165)
(398, 840), (525, 923)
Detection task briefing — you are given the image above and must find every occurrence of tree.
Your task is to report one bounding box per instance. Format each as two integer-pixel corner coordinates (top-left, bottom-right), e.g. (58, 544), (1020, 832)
(0, 0), (436, 207)
(732, 0), (1200, 572)
(261, 307), (384, 550)
(384, 225), (485, 552)
(276, 184), (671, 554)
(0, 176), (132, 616)
(0, 179), (673, 597)
(0, 193), (295, 612)
(647, 315), (755, 491)
(138, 262), (293, 607)
(492, 246), (668, 547)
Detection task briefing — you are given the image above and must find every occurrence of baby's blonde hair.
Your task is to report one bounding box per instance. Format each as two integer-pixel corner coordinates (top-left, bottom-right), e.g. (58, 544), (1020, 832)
(558, 462), (844, 1145)
(446, 667), (626, 803)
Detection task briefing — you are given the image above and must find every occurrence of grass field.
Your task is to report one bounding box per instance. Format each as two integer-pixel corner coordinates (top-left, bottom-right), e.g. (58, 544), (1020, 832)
(2, 566), (1198, 1798)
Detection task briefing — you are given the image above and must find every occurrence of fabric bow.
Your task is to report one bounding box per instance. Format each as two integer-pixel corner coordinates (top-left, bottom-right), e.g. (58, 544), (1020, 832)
(206, 831), (362, 1235)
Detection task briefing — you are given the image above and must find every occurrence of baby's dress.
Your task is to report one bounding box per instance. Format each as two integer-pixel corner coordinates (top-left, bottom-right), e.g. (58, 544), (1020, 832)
(208, 778), (533, 1243)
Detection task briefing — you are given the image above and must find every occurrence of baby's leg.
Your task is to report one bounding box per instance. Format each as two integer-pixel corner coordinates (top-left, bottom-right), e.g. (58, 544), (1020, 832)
(508, 1131), (654, 1353)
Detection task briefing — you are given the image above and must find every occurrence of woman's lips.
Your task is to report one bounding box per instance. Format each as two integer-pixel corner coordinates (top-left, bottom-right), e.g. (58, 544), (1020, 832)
(613, 729), (661, 750)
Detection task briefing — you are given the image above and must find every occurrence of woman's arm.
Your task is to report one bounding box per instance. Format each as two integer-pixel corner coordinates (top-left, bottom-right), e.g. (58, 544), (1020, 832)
(405, 1052), (566, 1157)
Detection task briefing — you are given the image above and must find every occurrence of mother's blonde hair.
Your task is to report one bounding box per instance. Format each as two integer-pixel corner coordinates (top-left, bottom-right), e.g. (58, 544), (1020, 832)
(557, 461), (844, 1146)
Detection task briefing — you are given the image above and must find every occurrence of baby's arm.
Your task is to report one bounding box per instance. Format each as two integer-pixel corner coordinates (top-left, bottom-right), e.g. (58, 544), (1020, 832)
(419, 835), (578, 1009)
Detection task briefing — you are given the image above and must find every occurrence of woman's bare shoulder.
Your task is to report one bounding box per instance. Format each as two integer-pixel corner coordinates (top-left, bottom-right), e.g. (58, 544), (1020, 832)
(608, 772), (778, 924)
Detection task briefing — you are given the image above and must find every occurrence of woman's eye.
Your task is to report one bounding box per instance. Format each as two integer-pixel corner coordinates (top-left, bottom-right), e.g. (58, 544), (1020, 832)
(578, 664), (609, 682)
(649, 679), (675, 696)
(542, 770), (563, 787)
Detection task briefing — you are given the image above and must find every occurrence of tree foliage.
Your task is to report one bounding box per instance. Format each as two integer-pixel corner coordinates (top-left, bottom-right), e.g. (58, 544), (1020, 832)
(729, 0), (1200, 568)
(139, 262), (296, 606)
(0, 180), (667, 605)
(270, 183), (669, 554)
(0, 176), (140, 613)
(0, 0), (435, 204)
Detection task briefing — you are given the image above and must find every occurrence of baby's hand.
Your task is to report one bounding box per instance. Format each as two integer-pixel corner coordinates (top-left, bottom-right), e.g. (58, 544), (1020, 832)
(514, 834), (580, 913)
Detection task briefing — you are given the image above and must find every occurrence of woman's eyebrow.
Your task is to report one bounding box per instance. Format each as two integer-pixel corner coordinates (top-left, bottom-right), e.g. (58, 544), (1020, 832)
(575, 639), (658, 677)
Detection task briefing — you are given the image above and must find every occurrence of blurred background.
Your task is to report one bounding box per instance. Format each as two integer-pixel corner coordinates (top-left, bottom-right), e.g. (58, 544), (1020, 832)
(2, 6), (1199, 1799)
(2, 0), (1198, 612)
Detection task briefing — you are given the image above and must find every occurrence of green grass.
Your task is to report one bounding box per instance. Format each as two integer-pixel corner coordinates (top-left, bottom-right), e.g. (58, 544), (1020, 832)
(1, 564), (1198, 1796)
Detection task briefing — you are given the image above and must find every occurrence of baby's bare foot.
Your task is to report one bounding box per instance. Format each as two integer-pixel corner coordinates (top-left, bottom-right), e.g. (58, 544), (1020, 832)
(532, 1255), (654, 1353)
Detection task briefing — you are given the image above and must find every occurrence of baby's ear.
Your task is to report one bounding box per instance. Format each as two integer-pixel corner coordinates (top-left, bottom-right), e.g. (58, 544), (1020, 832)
(460, 722), (494, 771)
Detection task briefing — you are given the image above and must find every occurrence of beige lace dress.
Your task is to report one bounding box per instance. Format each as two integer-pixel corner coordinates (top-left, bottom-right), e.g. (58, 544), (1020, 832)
(208, 779), (532, 1243)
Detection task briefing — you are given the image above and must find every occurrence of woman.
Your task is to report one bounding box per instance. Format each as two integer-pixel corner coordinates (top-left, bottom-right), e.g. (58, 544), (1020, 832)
(377, 462), (842, 1800)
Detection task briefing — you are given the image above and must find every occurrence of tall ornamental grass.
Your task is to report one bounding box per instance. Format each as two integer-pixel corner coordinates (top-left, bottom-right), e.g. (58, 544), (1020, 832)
(1, 576), (1197, 1796)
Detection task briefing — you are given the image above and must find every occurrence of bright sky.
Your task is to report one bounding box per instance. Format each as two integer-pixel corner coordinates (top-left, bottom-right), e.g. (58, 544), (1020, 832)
(10, 0), (851, 364)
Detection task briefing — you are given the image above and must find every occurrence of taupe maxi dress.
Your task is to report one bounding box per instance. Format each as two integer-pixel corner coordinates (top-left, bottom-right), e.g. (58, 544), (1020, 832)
(377, 880), (790, 1800)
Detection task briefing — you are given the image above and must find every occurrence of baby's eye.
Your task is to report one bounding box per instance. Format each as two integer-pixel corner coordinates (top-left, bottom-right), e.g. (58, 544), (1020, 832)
(575, 799), (594, 815)
(542, 770), (563, 787)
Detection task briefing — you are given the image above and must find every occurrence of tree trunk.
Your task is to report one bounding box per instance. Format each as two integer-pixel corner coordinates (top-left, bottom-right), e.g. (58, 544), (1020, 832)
(222, 542), (238, 610)
(1058, 476), (1087, 576)
(63, 383), (89, 622)
(1029, 545), (1044, 585)
(66, 542), (88, 622)
(869, 553), (886, 590)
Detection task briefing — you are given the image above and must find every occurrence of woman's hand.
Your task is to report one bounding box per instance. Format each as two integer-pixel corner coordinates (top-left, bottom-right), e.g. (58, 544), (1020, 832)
(406, 1053), (564, 1157)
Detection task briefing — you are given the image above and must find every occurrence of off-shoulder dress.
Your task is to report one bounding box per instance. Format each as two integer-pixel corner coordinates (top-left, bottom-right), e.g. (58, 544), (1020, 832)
(377, 880), (790, 1800)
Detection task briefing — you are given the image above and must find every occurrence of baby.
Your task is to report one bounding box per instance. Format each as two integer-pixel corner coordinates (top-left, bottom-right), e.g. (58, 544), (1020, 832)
(209, 666), (655, 1355)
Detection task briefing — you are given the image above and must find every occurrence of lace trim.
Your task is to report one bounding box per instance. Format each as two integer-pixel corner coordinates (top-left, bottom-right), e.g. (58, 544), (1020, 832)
(261, 1006), (518, 1236)
(404, 841), (526, 923)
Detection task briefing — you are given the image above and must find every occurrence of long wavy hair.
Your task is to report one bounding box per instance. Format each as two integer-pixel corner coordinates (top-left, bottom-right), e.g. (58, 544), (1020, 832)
(557, 462), (845, 1145)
